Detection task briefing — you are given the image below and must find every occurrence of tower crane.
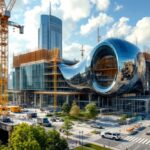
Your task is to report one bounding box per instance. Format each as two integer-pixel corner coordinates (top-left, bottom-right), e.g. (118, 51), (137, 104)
(0, 0), (23, 107)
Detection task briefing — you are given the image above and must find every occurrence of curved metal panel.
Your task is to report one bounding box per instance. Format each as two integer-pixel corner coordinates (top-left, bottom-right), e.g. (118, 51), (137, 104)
(59, 38), (145, 95)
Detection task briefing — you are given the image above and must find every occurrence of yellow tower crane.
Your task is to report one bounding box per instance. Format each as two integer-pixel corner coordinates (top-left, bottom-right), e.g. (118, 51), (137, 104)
(0, 0), (23, 108)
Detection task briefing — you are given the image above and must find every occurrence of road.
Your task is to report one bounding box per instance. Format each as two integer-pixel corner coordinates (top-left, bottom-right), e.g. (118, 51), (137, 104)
(67, 121), (150, 150)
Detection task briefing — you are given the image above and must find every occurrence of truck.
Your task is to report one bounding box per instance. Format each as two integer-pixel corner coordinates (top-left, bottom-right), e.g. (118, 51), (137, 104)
(37, 117), (51, 127)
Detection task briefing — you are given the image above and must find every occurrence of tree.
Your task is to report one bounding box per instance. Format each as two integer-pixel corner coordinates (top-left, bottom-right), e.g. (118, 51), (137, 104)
(85, 102), (97, 118)
(69, 101), (80, 116)
(47, 129), (69, 150)
(62, 102), (70, 114)
(8, 123), (46, 150)
(61, 117), (73, 139)
(119, 114), (128, 124)
(7, 123), (68, 150)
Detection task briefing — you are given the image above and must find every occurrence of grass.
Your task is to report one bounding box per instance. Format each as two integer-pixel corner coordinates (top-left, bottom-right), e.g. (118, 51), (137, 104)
(74, 143), (112, 150)
(74, 146), (90, 150)
(85, 143), (111, 150)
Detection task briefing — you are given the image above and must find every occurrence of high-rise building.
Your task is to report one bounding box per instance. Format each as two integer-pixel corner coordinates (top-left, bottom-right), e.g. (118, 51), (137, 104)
(38, 15), (62, 58)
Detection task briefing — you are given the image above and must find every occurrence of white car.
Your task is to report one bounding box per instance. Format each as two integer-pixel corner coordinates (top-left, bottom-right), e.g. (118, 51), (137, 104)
(101, 131), (121, 140)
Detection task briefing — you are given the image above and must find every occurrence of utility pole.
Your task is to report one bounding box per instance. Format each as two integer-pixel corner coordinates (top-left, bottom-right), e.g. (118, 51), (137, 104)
(80, 45), (85, 60)
(97, 26), (101, 43)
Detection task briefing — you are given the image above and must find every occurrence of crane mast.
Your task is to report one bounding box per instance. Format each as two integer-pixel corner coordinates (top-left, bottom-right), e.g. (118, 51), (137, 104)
(0, 0), (23, 106)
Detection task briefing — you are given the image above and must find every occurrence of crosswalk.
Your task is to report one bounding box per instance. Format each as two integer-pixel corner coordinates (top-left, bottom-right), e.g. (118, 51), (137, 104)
(124, 136), (150, 145)
(115, 136), (150, 150)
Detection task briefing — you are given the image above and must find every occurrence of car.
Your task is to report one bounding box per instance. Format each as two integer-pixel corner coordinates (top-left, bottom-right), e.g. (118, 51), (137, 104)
(0, 117), (13, 123)
(37, 117), (52, 127)
(128, 130), (138, 135)
(134, 126), (145, 131)
(51, 117), (57, 122)
(57, 118), (64, 122)
(146, 131), (150, 135)
(91, 123), (103, 129)
(101, 131), (121, 140)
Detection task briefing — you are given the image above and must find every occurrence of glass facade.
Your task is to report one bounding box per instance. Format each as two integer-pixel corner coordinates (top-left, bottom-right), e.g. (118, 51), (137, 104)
(38, 15), (62, 58)
(12, 61), (76, 92)
(20, 63), (44, 90)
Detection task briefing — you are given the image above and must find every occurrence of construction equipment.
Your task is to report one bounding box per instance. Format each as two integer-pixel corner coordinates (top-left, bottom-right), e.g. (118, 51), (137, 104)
(0, 0), (23, 108)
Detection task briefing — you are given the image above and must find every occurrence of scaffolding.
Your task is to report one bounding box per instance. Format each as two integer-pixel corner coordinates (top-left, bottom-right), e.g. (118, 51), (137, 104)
(13, 48), (61, 110)
(0, 1), (9, 105)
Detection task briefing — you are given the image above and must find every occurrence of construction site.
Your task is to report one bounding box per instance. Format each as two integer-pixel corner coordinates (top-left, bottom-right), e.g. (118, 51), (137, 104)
(0, 0), (150, 115)
(10, 48), (94, 109)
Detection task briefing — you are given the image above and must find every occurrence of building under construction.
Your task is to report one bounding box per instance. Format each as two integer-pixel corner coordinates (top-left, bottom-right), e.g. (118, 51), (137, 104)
(10, 49), (95, 108)
(9, 39), (150, 114)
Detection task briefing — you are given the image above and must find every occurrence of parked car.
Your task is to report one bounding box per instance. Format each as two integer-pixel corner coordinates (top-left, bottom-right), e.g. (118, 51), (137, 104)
(51, 117), (57, 122)
(101, 131), (121, 140)
(37, 117), (51, 127)
(134, 126), (145, 131)
(91, 123), (103, 129)
(0, 117), (13, 123)
(57, 118), (64, 122)
(27, 112), (37, 118)
(146, 131), (150, 135)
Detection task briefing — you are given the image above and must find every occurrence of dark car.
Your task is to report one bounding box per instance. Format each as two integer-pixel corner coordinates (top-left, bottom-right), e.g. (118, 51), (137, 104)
(1, 117), (13, 123)
(37, 117), (52, 127)
(51, 117), (57, 122)
(146, 132), (150, 135)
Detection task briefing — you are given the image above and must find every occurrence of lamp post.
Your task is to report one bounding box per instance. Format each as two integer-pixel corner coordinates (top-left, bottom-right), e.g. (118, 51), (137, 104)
(79, 131), (84, 149)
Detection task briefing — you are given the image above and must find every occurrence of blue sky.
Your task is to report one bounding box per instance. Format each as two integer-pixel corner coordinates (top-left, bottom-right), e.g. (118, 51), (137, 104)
(8, 0), (150, 69)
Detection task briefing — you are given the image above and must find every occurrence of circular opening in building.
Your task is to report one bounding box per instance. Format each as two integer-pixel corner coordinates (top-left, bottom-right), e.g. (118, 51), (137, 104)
(92, 45), (118, 88)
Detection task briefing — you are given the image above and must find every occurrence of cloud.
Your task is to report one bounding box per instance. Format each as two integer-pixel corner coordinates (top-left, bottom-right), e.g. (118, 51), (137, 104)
(90, 0), (110, 11)
(106, 17), (132, 38)
(114, 4), (123, 11)
(63, 42), (92, 60)
(59, 0), (91, 21)
(80, 13), (113, 35)
(127, 17), (150, 46)
(106, 17), (150, 47)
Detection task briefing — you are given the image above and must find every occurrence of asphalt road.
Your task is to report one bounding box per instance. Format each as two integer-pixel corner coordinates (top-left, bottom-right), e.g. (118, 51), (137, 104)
(94, 127), (150, 150)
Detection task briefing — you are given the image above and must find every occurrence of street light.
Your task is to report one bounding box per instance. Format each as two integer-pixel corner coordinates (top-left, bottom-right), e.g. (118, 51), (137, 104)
(79, 131), (84, 149)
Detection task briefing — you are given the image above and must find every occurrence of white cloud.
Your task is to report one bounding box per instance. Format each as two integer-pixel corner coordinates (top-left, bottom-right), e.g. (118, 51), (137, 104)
(106, 17), (150, 47)
(80, 13), (113, 35)
(90, 0), (110, 11)
(60, 0), (91, 21)
(63, 43), (92, 60)
(115, 4), (123, 11)
(106, 17), (132, 38)
(127, 17), (150, 46)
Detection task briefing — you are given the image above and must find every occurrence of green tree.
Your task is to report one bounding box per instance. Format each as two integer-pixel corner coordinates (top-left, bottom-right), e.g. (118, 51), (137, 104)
(62, 102), (70, 114)
(119, 114), (128, 124)
(47, 129), (69, 150)
(61, 117), (73, 138)
(0, 141), (8, 150)
(69, 101), (80, 116)
(8, 123), (46, 150)
(7, 123), (69, 150)
(85, 102), (97, 118)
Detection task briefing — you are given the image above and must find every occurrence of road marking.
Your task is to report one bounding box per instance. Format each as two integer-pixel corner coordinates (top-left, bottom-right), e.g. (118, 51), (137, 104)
(138, 138), (145, 143)
(145, 140), (150, 145)
(129, 137), (137, 141)
(142, 139), (148, 144)
(126, 136), (134, 141)
(132, 137), (140, 142)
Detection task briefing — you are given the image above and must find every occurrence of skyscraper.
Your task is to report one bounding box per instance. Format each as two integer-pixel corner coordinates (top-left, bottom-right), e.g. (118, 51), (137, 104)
(38, 14), (62, 58)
